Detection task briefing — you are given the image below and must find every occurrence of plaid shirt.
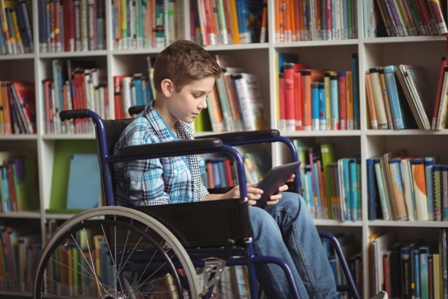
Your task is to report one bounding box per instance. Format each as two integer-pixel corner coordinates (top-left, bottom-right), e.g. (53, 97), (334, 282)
(113, 102), (209, 206)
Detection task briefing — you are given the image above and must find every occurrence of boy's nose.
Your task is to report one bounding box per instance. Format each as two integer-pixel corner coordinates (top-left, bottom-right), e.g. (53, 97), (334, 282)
(199, 96), (208, 109)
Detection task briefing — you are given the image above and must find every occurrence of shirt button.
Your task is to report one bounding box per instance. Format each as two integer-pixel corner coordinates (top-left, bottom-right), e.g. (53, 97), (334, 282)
(174, 170), (177, 174)
(131, 180), (135, 185)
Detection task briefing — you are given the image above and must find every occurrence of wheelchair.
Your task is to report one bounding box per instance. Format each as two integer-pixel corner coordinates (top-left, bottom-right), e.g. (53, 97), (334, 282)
(33, 108), (361, 299)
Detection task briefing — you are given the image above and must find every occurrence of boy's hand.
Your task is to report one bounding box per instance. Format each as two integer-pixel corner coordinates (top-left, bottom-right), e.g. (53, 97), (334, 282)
(224, 182), (289, 206)
(223, 184), (263, 206)
(265, 182), (289, 206)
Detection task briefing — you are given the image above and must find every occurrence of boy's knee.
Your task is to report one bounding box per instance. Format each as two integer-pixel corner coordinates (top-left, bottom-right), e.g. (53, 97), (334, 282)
(249, 207), (280, 240)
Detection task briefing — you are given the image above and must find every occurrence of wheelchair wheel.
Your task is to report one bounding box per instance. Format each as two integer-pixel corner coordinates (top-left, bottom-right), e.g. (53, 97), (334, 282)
(34, 206), (200, 299)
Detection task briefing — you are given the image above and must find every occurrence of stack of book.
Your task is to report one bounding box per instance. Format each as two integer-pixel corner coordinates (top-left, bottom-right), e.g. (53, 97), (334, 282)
(367, 149), (448, 222)
(274, 0), (359, 42)
(365, 64), (437, 130)
(276, 52), (360, 132)
(0, 81), (36, 135)
(0, 0), (34, 55)
(38, 0), (106, 53)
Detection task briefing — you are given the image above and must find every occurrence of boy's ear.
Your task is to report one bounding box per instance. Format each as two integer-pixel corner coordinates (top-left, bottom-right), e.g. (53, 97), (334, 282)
(161, 78), (174, 97)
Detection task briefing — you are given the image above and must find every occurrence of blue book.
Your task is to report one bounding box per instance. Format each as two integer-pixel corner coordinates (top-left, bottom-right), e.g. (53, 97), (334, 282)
(312, 160), (322, 218)
(383, 65), (407, 129)
(330, 74), (339, 130)
(311, 81), (319, 131)
(419, 243), (430, 299)
(413, 246), (421, 299)
(66, 154), (101, 210)
(341, 158), (351, 221)
(318, 82), (326, 130)
(424, 157), (437, 221)
(133, 74), (144, 106)
(349, 159), (358, 221)
(305, 165), (315, 216)
(367, 158), (379, 220)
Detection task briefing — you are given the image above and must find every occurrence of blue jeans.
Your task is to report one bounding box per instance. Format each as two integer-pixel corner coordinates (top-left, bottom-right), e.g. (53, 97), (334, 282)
(249, 192), (337, 299)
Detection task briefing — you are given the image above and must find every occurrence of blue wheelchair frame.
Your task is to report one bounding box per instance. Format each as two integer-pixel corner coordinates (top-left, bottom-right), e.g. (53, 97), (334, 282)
(59, 108), (360, 299)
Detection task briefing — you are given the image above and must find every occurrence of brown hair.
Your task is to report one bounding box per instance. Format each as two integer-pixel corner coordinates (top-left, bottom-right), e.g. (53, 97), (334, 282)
(153, 40), (222, 93)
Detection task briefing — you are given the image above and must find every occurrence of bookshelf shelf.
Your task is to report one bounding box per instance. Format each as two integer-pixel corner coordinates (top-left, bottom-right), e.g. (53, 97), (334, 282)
(0, 0), (447, 298)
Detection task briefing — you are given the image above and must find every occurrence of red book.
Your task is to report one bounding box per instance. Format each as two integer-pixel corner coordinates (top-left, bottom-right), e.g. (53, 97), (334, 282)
(294, 70), (302, 130)
(113, 75), (126, 119)
(283, 63), (295, 131)
(68, 0), (76, 51)
(432, 56), (447, 129)
(206, 161), (215, 188)
(54, 0), (62, 52)
(301, 69), (312, 130)
(10, 81), (36, 134)
(338, 71), (347, 130)
(223, 159), (234, 187)
(43, 79), (52, 133)
(293, 63), (309, 131)
(62, 0), (69, 51)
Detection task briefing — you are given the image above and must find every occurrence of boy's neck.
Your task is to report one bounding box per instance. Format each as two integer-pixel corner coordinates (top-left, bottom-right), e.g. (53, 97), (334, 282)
(153, 99), (178, 135)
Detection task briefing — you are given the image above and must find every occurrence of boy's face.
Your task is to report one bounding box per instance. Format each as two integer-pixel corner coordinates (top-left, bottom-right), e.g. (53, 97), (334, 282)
(166, 76), (215, 124)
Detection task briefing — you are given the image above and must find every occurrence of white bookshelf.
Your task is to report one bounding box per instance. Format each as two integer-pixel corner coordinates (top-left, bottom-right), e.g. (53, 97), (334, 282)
(0, 0), (447, 298)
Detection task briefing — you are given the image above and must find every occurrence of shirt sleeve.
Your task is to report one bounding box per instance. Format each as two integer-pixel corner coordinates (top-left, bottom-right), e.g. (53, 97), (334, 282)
(125, 137), (170, 206)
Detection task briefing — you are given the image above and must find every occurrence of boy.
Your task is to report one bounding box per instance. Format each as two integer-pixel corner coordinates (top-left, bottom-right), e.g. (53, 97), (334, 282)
(114, 40), (337, 299)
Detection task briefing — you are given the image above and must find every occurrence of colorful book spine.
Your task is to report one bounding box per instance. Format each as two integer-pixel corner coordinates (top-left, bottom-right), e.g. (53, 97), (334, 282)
(389, 158), (408, 220)
(375, 159), (390, 220)
(411, 158), (429, 221)
(283, 62), (295, 131)
(337, 71), (347, 130)
(369, 68), (388, 129)
(383, 65), (406, 129)
(311, 81), (319, 131)
(330, 73), (339, 130)
(424, 157), (436, 221)
(442, 165), (448, 221)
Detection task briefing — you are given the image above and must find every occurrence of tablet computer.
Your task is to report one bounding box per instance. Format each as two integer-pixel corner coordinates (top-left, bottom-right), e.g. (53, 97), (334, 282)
(255, 161), (301, 208)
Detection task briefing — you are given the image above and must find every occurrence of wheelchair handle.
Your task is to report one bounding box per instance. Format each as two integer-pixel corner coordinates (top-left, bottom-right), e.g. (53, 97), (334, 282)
(59, 109), (89, 121)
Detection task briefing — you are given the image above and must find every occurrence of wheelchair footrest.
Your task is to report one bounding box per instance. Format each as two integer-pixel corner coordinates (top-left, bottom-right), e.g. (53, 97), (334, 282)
(199, 239), (235, 296)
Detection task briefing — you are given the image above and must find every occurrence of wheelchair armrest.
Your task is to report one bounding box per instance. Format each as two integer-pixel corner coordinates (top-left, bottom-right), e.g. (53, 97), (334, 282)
(116, 138), (223, 158)
(196, 129), (279, 144)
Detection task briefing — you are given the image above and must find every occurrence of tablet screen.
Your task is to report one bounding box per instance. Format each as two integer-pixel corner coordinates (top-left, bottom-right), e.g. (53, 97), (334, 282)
(255, 161), (301, 208)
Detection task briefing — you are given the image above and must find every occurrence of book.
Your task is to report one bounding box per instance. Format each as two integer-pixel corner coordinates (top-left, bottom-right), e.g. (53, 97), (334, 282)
(369, 230), (395, 295)
(378, 67), (393, 129)
(365, 72), (379, 129)
(436, 66), (448, 130)
(369, 67), (389, 129)
(9, 81), (36, 134)
(66, 154), (101, 210)
(411, 158), (429, 221)
(396, 64), (435, 130)
(432, 57), (447, 129)
(389, 158), (408, 220)
(367, 158), (380, 220)
(232, 72), (266, 131)
(383, 65), (407, 129)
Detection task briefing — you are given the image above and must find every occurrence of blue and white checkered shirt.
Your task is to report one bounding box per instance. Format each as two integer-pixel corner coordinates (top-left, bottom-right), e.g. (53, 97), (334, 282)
(113, 101), (209, 206)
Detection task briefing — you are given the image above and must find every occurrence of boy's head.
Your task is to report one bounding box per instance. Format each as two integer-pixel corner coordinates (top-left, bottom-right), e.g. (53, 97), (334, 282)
(153, 40), (222, 93)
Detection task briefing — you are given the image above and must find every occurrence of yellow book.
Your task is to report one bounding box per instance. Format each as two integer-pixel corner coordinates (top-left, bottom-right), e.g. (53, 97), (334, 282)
(227, 0), (240, 44)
